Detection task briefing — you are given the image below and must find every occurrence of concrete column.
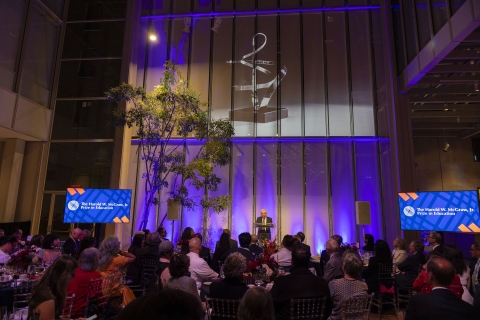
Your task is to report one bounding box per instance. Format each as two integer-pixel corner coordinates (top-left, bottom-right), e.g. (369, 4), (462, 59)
(0, 139), (26, 222)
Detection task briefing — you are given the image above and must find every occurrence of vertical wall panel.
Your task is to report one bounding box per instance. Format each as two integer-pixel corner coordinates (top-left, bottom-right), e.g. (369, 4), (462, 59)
(303, 13), (327, 137)
(305, 141), (329, 254)
(190, 18), (211, 111)
(194, 0), (212, 13)
(380, 140), (398, 242)
(182, 142), (205, 234)
(172, 0), (190, 14)
(258, 0), (278, 10)
(355, 141), (383, 241)
(151, 0), (171, 15)
(206, 164), (230, 250)
(325, 12), (351, 136)
(215, 0), (233, 12)
(280, 14), (302, 137)
(330, 141), (356, 243)
(280, 142), (303, 238)
(236, 0), (255, 11)
(144, 19), (168, 92)
(349, 11), (375, 136)
(136, 20), (148, 87)
(170, 18), (190, 78)
(231, 143), (254, 240)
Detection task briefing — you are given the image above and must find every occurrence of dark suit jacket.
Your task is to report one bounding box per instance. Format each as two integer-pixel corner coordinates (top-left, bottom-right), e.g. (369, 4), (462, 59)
(405, 288), (477, 320)
(209, 278), (249, 300)
(255, 216), (273, 236)
(248, 244), (263, 256)
(270, 266), (332, 320)
(139, 243), (160, 257)
(397, 252), (425, 285)
(220, 247), (252, 262)
(323, 253), (343, 283)
(433, 245), (444, 254)
(300, 243), (311, 258)
(215, 239), (238, 251)
(63, 237), (78, 256)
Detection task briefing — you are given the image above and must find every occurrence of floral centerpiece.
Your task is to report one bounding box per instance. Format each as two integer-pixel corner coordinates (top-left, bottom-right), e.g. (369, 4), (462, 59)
(244, 238), (279, 282)
(8, 248), (36, 270)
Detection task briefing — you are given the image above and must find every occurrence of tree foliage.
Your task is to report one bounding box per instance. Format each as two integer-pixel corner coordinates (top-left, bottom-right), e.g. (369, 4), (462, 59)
(106, 61), (234, 230)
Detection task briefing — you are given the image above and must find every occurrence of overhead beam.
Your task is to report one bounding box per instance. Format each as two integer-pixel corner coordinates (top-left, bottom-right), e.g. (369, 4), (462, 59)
(411, 111), (480, 118)
(412, 131), (461, 138)
(411, 122), (475, 130)
(417, 75), (480, 84)
(463, 32), (480, 42)
(411, 118), (480, 123)
(460, 124), (480, 139)
(444, 50), (480, 60)
(429, 64), (480, 73)
(410, 103), (480, 110)
(408, 87), (478, 95)
(409, 96), (480, 103)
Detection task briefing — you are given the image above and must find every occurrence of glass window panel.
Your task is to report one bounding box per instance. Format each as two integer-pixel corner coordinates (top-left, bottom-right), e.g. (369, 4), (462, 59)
(403, 0), (418, 63)
(194, 0), (212, 13)
(391, 0), (406, 72)
(206, 164), (230, 249)
(355, 141), (383, 240)
(330, 141), (355, 243)
(57, 60), (121, 98)
(62, 22), (125, 59)
(305, 141), (329, 255)
(371, 11), (386, 93)
(280, 142), (303, 238)
(45, 142), (113, 190)
(258, 0), (278, 10)
(232, 16), (255, 137)
(450, 0), (466, 15)
(172, 0), (190, 14)
(302, 0), (324, 8)
(51, 194), (70, 240)
(349, 11), (375, 136)
(325, 12), (351, 136)
(303, 13), (327, 137)
(136, 20), (148, 88)
(431, 0), (448, 34)
(133, 145), (157, 232)
(189, 17), (211, 111)
(280, 0), (300, 9)
(144, 19), (169, 93)
(39, 193), (51, 235)
(151, 0), (171, 15)
(379, 140), (399, 239)
(415, 0), (431, 50)
(67, 0), (127, 21)
(279, 14), (302, 137)
(348, 0), (370, 5)
(256, 15), (278, 137)
(41, 0), (64, 18)
(215, 0), (233, 12)
(0, 0), (27, 90)
(235, 0), (255, 11)
(211, 17), (233, 120)
(325, 0), (346, 7)
(51, 100), (116, 139)
(231, 142), (254, 237)
(169, 18), (190, 78)
(182, 142), (205, 234)
(255, 142), (278, 240)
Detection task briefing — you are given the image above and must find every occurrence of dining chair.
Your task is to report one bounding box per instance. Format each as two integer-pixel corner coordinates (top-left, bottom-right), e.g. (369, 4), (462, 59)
(13, 279), (38, 311)
(371, 263), (397, 320)
(61, 293), (76, 319)
(290, 296), (327, 320)
(340, 293), (374, 320)
(205, 295), (240, 320)
(395, 285), (416, 317)
(84, 273), (115, 318)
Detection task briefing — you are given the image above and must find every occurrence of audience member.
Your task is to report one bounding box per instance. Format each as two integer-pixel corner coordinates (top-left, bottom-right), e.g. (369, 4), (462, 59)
(116, 289), (205, 320)
(142, 229), (151, 243)
(405, 257), (476, 320)
(126, 233), (145, 282)
(74, 236), (95, 260)
(210, 252), (249, 300)
(362, 234), (375, 252)
(157, 227), (168, 242)
(187, 237), (218, 289)
(321, 235), (343, 271)
(271, 235), (296, 268)
(154, 240), (175, 289)
(392, 237), (408, 273)
(271, 246), (331, 320)
(248, 234), (263, 256)
(469, 242), (480, 294)
(328, 253), (368, 320)
(42, 234), (61, 263)
(12, 228), (23, 242)
(362, 240), (392, 293)
(83, 229), (92, 237)
(221, 232), (252, 262)
(180, 227), (195, 253)
(66, 248), (102, 318)
(0, 230), (4, 237)
(139, 232), (162, 257)
(211, 233), (230, 272)
(396, 240), (425, 288)
(296, 232), (311, 258)
(428, 231), (444, 253)
(63, 228), (82, 256)
(193, 232), (212, 265)
(29, 235), (44, 261)
(164, 253), (200, 301)
(215, 229), (238, 250)
(443, 244), (472, 304)
(323, 239), (343, 283)
(28, 255), (77, 320)
(238, 287), (275, 320)
(0, 236), (17, 263)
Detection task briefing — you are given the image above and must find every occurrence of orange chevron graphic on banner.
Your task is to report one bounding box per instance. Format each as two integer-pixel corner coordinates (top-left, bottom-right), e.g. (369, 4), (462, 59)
(113, 217), (122, 223)
(399, 193), (409, 201)
(67, 188), (76, 196)
(468, 223), (480, 232)
(76, 188), (85, 195)
(407, 193), (418, 200)
(121, 216), (129, 223)
(458, 224), (471, 232)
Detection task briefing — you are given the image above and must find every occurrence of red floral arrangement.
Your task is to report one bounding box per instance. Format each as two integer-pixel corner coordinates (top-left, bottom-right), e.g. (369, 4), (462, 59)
(9, 248), (34, 270)
(245, 239), (279, 278)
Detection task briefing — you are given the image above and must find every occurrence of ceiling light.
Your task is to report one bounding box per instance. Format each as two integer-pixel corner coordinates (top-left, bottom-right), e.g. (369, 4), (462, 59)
(149, 34), (157, 41)
(443, 142), (450, 152)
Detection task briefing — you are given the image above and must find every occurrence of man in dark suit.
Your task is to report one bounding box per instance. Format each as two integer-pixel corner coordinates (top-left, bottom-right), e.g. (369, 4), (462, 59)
(427, 231), (444, 254)
(396, 240), (425, 287)
(63, 228), (82, 256)
(248, 234), (263, 256)
(221, 232), (252, 262)
(256, 209), (273, 241)
(405, 256), (477, 320)
(469, 242), (480, 294)
(270, 246), (332, 320)
(323, 238), (343, 283)
(215, 229), (238, 251)
(296, 232), (311, 258)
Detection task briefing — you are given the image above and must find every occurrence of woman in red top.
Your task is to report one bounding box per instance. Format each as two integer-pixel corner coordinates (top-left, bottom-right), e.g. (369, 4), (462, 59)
(66, 247), (102, 318)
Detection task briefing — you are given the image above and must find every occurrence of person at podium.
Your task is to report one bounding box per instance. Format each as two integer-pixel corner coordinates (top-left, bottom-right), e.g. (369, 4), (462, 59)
(256, 209), (273, 241)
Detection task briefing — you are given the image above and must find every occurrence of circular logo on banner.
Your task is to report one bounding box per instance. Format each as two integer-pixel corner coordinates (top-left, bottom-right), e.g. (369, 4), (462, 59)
(68, 200), (80, 211)
(403, 206), (415, 217)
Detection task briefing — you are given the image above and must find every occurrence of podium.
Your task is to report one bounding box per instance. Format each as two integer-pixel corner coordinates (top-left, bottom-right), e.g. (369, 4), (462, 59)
(253, 222), (275, 241)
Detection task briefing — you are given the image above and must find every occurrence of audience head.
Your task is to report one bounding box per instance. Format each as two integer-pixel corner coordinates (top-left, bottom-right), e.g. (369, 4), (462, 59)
(261, 209), (267, 218)
(426, 256), (455, 288)
(331, 235), (343, 247)
(238, 286), (274, 320)
(471, 243), (480, 259)
(194, 233), (203, 242)
(443, 244), (467, 275)
(223, 252), (246, 281)
(83, 229), (92, 237)
(71, 228), (83, 240)
(131, 233), (145, 247)
(219, 233), (231, 252)
(116, 289), (205, 320)
(410, 240), (424, 254)
(342, 249), (360, 259)
(42, 233), (59, 250)
(251, 234), (258, 245)
(189, 237), (202, 254)
(0, 236), (17, 253)
(343, 253), (363, 279)
(364, 234), (374, 246)
(98, 236), (121, 271)
(158, 240), (174, 259)
(296, 232), (306, 243)
(143, 229), (151, 241)
(326, 238), (339, 255)
(238, 232), (252, 248)
(428, 231), (443, 246)
(29, 235), (43, 247)
(374, 240), (391, 263)
(13, 229), (23, 240)
(78, 247), (100, 272)
(158, 227), (167, 238)
(425, 250), (443, 261)
(291, 246), (309, 267)
(281, 235), (296, 251)
(182, 227), (194, 240)
(393, 237), (406, 250)
(223, 229), (232, 238)
(75, 236), (96, 259)
(169, 253), (190, 278)
(0, 230), (4, 237)
(148, 232), (162, 247)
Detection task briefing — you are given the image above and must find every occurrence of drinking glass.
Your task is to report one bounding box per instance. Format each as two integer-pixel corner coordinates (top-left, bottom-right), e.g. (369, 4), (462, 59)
(277, 267), (285, 276)
(254, 273), (263, 286)
(27, 265), (35, 277)
(0, 306), (7, 320)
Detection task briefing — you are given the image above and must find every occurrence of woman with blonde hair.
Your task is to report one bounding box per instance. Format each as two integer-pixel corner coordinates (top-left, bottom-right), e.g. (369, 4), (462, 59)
(392, 237), (408, 273)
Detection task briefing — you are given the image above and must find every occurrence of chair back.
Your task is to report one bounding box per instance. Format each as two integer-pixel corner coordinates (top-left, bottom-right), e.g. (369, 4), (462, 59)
(340, 293), (374, 320)
(139, 255), (159, 287)
(85, 274), (115, 317)
(61, 293), (76, 318)
(290, 296), (327, 320)
(13, 279), (38, 311)
(205, 296), (240, 320)
(139, 255), (159, 268)
(378, 263), (395, 284)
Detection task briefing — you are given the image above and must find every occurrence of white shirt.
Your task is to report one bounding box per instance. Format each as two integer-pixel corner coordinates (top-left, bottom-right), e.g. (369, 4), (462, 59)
(187, 252), (218, 289)
(272, 247), (292, 267)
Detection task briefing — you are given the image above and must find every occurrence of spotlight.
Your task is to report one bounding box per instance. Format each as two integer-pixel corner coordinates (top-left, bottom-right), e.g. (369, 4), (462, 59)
(183, 17), (192, 33)
(211, 17), (222, 33)
(148, 27), (157, 41)
(149, 34), (157, 41)
(443, 142), (450, 152)
(475, 82), (479, 92)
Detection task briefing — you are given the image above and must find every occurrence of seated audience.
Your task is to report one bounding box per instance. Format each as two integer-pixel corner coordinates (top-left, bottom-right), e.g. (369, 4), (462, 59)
(42, 233), (61, 263)
(142, 229), (151, 243)
(248, 234), (263, 256)
(238, 287), (275, 320)
(83, 229), (92, 237)
(321, 235), (343, 271)
(156, 240), (174, 287)
(193, 232), (212, 266)
(272, 235), (296, 268)
(296, 232), (312, 258)
(270, 246), (331, 320)
(392, 237), (408, 274)
(362, 234), (375, 252)
(29, 235), (44, 262)
(211, 233), (230, 272)
(215, 229), (238, 250)
(395, 240), (425, 288)
(328, 253), (368, 320)
(28, 255), (77, 320)
(323, 238), (343, 283)
(74, 236), (96, 260)
(139, 232), (161, 257)
(362, 240), (392, 293)
(405, 257), (476, 320)
(187, 237), (218, 289)
(428, 231), (444, 253)
(443, 244), (472, 304)
(0, 236), (17, 263)
(157, 227), (168, 242)
(63, 228), (82, 256)
(221, 232), (252, 262)
(210, 252), (249, 300)
(66, 248), (102, 318)
(164, 253), (200, 302)
(413, 251), (462, 298)
(470, 242), (480, 294)
(116, 289), (205, 320)
(180, 227), (195, 253)
(126, 232), (145, 282)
